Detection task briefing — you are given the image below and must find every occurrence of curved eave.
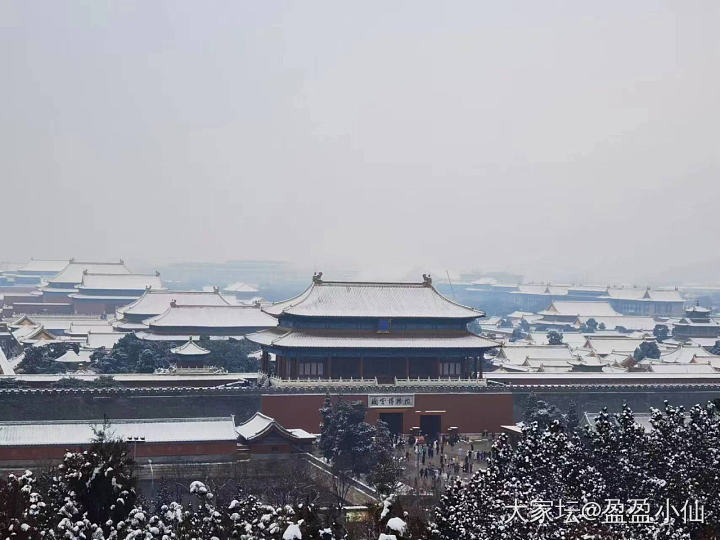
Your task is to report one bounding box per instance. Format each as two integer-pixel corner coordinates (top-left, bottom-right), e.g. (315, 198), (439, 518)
(245, 328), (500, 356)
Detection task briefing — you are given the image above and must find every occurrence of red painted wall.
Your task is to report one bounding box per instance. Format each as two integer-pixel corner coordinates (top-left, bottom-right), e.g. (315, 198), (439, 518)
(261, 392), (514, 434)
(0, 441), (237, 461)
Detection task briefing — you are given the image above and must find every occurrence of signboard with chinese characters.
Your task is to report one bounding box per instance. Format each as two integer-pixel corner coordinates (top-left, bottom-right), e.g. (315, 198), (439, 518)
(368, 394), (414, 408)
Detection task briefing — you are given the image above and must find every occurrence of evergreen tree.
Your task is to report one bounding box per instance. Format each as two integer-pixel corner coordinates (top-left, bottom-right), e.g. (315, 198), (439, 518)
(653, 324), (670, 343)
(634, 341), (661, 361)
(546, 330), (563, 345)
(432, 402), (720, 539)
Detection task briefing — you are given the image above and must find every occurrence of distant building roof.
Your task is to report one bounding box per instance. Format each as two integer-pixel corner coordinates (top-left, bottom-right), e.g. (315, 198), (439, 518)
(495, 344), (575, 365)
(585, 336), (649, 356)
(54, 350), (93, 364)
(577, 316), (660, 331)
(648, 363), (717, 374)
(47, 260), (130, 286)
(145, 304), (277, 330)
(604, 287), (683, 302)
(514, 284), (569, 296)
(540, 301), (619, 317)
(117, 289), (231, 318)
(85, 331), (124, 350)
(236, 412), (315, 442)
(170, 339), (210, 356)
(0, 417), (237, 446)
(75, 272), (164, 292)
(263, 274), (484, 319)
(16, 259), (71, 275)
(224, 282), (259, 293)
(658, 345), (719, 365)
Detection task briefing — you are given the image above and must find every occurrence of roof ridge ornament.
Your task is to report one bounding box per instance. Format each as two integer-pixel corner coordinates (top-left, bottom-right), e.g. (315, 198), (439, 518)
(422, 274), (432, 286)
(312, 272), (323, 284)
(170, 299), (177, 307)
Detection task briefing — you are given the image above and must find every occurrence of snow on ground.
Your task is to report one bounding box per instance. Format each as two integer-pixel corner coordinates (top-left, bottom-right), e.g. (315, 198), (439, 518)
(386, 517), (407, 535)
(283, 522), (302, 539)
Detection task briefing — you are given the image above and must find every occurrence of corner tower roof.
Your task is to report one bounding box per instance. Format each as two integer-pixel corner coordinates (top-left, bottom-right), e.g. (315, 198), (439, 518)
(263, 273), (484, 319)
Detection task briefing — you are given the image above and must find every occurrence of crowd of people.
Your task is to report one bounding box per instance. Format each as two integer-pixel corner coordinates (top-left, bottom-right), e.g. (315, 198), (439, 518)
(390, 432), (497, 494)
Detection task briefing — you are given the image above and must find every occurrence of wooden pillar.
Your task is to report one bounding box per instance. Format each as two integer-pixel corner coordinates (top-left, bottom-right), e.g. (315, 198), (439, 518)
(435, 358), (440, 378)
(359, 357), (364, 379)
(261, 351), (269, 373)
(405, 357), (410, 379)
(279, 356), (286, 379)
(328, 357), (333, 379)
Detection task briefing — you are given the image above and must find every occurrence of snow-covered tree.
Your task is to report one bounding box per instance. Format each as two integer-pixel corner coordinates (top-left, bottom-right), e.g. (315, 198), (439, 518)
(431, 402), (720, 539)
(546, 330), (563, 345)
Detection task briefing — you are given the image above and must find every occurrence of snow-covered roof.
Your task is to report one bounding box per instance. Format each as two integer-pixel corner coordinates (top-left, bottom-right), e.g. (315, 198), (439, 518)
(263, 276), (484, 319)
(16, 259), (71, 274)
(66, 322), (114, 336)
(76, 272), (164, 292)
(513, 284), (569, 296)
(146, 305), (277, 329)
(224, 282), (259, 293)
(0, 417), (237, 446)
(170, 339), (210, 356)
(54, 350), (93, 364)
(576, 316), (660, 331)
(686, 305), (712, 314)
(85, 331), (124, 350)
(527, 332), (588, 347)
(540, 301), (619, 317)
(47, 260), (130, 285)
(246, 328), (499, 350)
(648, 363), (717, 374)
(117, 289), (232, 318)
(585, 336), (648, 356)
(495, 345), (575, 365)
(658, 345), (719, 364)
(604, 287), (683, 302)
(236, 412), (315, 442)
(12, 325), (56, 343)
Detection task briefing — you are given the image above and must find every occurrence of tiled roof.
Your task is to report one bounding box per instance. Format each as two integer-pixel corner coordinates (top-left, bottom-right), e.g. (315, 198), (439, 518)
(496, 344), (575, 365)
(246, 328), (499, 350)
(85, 331), (124, 350)
(577, 316), (660, 331)
(77, 273), (163, 292)
(16, 259), (71, 274)
(47, 260), (130, 285)
(0, 417), (237, 446)
(224, 282), (259, 293)
(585, 337), (648, 356)
(263, 276), (484, 319)
(170, 339), (210, 356)
(604, 287), (683, 302)
(236, 412), (314, 442)
(540, 301), (619, 317)
(659, 345), (719, 364)
(117, 290), (231, 318)
(146, 305), (277, 329)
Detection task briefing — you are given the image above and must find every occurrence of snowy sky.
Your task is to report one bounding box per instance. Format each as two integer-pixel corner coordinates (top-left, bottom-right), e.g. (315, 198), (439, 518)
(2, 1), (718, 283)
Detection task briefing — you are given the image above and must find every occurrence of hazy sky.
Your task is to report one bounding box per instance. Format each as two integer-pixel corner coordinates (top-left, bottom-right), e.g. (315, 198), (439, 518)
(2, 1), (719, 283)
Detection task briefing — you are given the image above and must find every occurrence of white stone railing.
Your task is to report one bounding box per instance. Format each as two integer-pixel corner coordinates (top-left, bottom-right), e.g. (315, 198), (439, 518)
(269, 376), (378, 387)
(394, 376), (487, 386)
